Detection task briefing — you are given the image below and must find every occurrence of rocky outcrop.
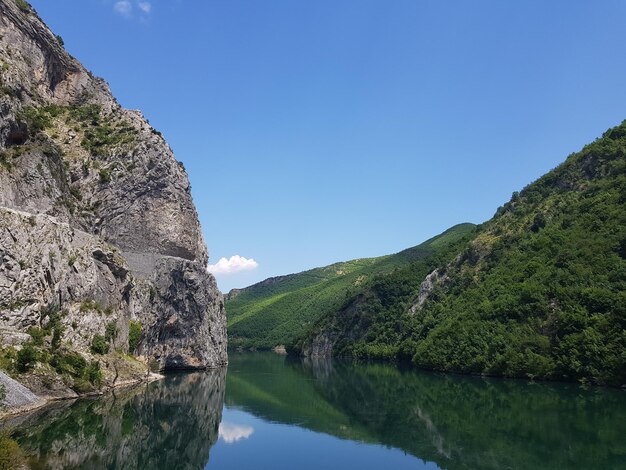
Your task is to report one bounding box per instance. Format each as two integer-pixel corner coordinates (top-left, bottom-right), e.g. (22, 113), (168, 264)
(302, 330), (339, 358)
(0, 370), (46, 414)
(135, 257), (227, 369)
(408, 268), (449, 314)
(0, 0), (226, 406)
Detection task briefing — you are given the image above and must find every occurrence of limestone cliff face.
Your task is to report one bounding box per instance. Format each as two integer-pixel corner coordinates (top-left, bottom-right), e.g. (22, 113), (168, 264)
(0, 0), (227, 392)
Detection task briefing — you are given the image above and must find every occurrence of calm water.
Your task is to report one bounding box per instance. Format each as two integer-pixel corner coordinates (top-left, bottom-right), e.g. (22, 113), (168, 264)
(4, 353), (626, 469)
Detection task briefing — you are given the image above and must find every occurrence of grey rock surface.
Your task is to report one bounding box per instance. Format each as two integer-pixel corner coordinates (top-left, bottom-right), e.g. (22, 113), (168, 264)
(0, 0), (227, 406)
(408, 268), (450, 315)
(0, 370), (46, 412)
(302, 329), (339, 358)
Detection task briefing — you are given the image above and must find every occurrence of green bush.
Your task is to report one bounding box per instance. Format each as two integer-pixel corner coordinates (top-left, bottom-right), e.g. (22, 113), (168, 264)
(49, 352), (102, 392)
(80, 299), (102, 313)
(51, 323), (64, 351)
(27, 326), (45, 346)
(0, 431), (24, 470)
(128, 321), (142, 353)
(98, 169), (111, 184)
(16, 342), (38, 372)
(105, 322), (118, 343)
(14, 0), (29, 13)
(90, 335), (109, 355)
(49, 350), (85, 376)
(85, 361), (103, 385)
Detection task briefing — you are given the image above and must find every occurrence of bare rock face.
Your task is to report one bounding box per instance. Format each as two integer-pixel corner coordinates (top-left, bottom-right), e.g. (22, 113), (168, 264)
(302, 330), (339, 358)
(134, 257), (227, 369)
(0, 0), (227, 393)
(407, 268), (449, 315)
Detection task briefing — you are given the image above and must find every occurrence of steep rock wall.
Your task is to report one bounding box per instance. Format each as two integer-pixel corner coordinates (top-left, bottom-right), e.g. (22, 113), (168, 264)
(0, 0), (226, 398)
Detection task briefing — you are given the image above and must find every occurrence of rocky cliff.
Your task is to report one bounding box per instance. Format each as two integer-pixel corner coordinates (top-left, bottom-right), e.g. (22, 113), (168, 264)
(0, 0), (227, 406)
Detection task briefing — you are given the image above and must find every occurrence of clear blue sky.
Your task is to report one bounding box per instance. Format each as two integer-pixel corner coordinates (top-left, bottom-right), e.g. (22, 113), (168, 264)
(29, 0), (626, 292)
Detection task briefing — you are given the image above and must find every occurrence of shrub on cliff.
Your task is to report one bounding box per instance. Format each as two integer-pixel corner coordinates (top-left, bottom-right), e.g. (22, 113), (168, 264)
(15, 342), (37, 372)
(128, 321), (142, 353)
(90, 335), (109, 355)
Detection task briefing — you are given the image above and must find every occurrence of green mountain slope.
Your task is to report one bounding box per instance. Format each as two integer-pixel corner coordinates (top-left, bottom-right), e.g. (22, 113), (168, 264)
(297, 120), (626, 385)
(225, 223), (476, 349)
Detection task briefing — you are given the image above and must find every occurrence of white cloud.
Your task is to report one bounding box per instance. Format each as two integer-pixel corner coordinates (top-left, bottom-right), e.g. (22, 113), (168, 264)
(208, 255), (258, 275)
(219, 423), (254, 444)
(113, 0), (132, 17)
(138, 2), (152, 14)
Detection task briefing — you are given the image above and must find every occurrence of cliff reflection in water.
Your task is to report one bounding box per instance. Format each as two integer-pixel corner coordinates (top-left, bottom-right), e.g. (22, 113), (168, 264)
(225, 353), (626, 470)
(5, 354), (625, 470)
(11, 369), (226, 470)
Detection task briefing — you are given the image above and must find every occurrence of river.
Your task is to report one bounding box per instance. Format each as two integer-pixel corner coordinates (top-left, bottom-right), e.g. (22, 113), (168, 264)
(3, 352), (625, 469)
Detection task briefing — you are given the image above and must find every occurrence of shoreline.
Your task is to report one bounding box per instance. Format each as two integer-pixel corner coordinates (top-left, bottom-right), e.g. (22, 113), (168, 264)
(0, 372), (164, 420)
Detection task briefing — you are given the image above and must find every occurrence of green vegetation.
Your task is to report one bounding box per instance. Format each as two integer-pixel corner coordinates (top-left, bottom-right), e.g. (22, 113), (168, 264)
(90, 335), (109, 355)
(18, 106), (55, 133)
(27, 326), (45, 346)
(80, 299), (103, 313)
(226, 223), (476, 349)
(105, 322), (118, 343)
(0, 431), (24, 470)
(402, 121), (626, 385)
(15, 342), (38, 372)
(17, 104), (138, 156)
(128, 321), (142, 353)
(285, 120), (626, 386)
(98, 168), (111, 184)
(0, 305), (105, 391)
(14, 0), (29, 13)
(0, 152), (11, 170)
(232, 120), (625, 385)
(49, 352), (103, 391)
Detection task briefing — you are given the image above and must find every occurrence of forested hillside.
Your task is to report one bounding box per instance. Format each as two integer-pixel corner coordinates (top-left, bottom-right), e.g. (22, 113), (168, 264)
(296, 120), (626, 385)
(226, 223), (476, 349)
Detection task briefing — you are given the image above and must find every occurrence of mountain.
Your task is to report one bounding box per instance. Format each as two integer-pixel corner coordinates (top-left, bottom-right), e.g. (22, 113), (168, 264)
(0, 0), (226, 410)
(226, 223), (476, 349)
(297, 120), (626, 385)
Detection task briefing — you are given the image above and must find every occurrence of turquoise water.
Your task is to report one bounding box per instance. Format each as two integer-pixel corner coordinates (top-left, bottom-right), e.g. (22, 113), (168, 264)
(6, 353), (626, 469)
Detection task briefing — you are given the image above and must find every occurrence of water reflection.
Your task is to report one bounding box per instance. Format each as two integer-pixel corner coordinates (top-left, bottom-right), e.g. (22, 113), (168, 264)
(3, 354), (625, 470)
(7, 369), (226, 470)
(218, 422), (254, 444)
(225, 353), (626, 470)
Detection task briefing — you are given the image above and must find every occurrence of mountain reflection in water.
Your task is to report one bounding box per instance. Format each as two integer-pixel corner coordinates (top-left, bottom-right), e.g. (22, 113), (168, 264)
(3, 353), (625, 470)
(8, 371), (225, 470)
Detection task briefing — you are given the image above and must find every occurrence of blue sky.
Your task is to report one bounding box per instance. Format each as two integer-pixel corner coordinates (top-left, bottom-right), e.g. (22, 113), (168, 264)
(29, 0), (626, 292)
